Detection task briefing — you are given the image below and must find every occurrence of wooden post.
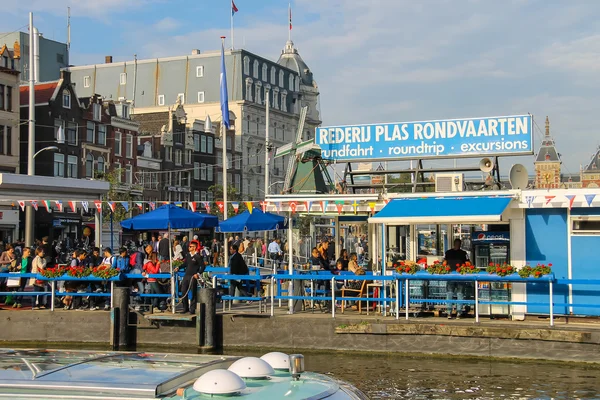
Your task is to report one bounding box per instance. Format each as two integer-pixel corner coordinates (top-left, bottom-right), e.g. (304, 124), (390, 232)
(110, 286), (129, 350)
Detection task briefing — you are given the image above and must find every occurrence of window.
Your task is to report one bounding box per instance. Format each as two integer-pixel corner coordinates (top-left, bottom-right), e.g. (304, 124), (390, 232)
(98, 124), (106, 145)
(53, 153), (64, 177)
(196, 65), (204, 77)
(175, 149), (182, 165)
(120, 73), (127, 85)
(295, 76), (300, 91)
(200, 163), (207, 180)
(113, 161), (120, 182)
(281, 91), (288, 112)
(165, 146), (172, 161)
(253, 60), (259, 79)
(126, 134), (133, 158)
(243, 56), (250, 75)
(270, 67), (276, 85)
(91, 103), (100, 121)
(194, 162), (200, 180)
(279, 70), (284, 87)
(201, 135), (207, 152)
(235, 157), (241, 169)
(0, 126), (4, 154)
(262, 64), (268, 81)
(0, 85), (3, 110)
(85, 153), (94, 178)
(289, 75), (294, 91)
(201, 191), (207, 201)
(255, 84), (262, 104)
(207, 164), (214, 181)
(194, 190), (200, 202)
(125, 164), (132, 184)
(226, 136), (232, 150)
(235, 174), (241, 191)
(177, 93), (184, 104)
(245, 78), (253, 101)
(83, 76), (90, 88)
(273, 89), (279, 110)
(186, 149), (192, 164)
(122, 104), (130, 119)
(197, 91), (205, 103)
(207, 137), (213, 153)
(97, 156), (105, 173)
(67, 155), (77, 178)
(6, 126), (11, 155)
(158, 95), (165, 106)
(207, 191), (214, 202)
(194, 134), (200, 152)
(62, 90), (71, 108)
(86, 122), (95, 143)
(67, 122), (77, 145)
(57, 53), (65, 64)
(217, 171), (222, 184)
(54, 119), (64, 141)
(6, 86), (11, 111)
(114, 131), (122, 156)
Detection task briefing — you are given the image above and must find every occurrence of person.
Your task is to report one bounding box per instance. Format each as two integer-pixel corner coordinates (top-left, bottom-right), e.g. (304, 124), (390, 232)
(173, 240), (183, 260)
(158, 233), (170, 261)
(337, 249), (349, 271)
(39, 236), (51, 266)
(114, 247), (129, 272)
(128, 246), (146, 309)
(150, 236), (159, 253)
(86, 247), (103, 311)
(98, 248), (116, 311)
(229, 243), (250, 298)
(181, 236), (189, 258)
(310, 247), (327, 270)
(142, 252), (162, 312)
(268, 238), (282, 269)
(14, 247), (32, 308)
(211, 238), (220, 266)
(0, 244), (16, 301)
(31, 248), (48, 309)
(179, 240), (204, 314)
(444, 238), (469, 319)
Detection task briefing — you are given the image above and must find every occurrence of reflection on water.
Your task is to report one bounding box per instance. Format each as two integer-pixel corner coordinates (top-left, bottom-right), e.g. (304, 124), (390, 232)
(224, 350), (600, 400)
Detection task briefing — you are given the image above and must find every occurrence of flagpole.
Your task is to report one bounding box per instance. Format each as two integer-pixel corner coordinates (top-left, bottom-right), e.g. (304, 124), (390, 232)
(221, 36), (229, 271)
(288, 2), (292, 42)
(230, 4), (234, 50)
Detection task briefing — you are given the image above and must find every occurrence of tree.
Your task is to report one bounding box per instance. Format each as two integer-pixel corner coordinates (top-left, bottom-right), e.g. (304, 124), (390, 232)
(208, 184), (248, 216)
(95, 168), (135, 223)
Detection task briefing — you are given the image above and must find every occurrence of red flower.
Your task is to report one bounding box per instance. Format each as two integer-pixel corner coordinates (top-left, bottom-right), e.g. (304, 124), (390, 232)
(502, 269), (506, 273)
(445, 267), (451, 271)
(405, 267), (410, 272)
(470, 265), (474, 269)
(548, 263), (553, 267)
(496, 267), (501, 272)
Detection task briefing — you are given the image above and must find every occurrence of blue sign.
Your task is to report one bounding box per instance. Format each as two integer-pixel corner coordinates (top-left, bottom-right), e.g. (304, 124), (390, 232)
(315, 115), (533, 162)
(471, 231), (510, 243)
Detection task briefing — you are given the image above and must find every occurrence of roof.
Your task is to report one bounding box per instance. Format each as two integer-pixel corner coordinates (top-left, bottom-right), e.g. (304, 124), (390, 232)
(132, 112), (169, 134)
(585, 148), (600, 172)
(535, 142), (560, 162)
(19, 81), (59, 105)
(277, 40), (314, 86)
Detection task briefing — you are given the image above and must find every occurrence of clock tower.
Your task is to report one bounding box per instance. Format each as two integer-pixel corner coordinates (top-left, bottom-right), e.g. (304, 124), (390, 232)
(534, 116), (561, 189)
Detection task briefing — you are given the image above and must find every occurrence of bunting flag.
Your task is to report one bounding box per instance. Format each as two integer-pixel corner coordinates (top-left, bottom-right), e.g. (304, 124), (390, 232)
(42, 200), (52, 213)
(174, 202), (183, 207)
(289, 201), (297, 214)
(162, 201), (169, 206)
(232, 202), (240, 214)
(188, 202), (197, 212)
(565, 195), (576, 210)
(368, 202), (376, 213)
(216, 201), (225, 213)
(18, 201), (25, 211)
(305, 201), (312, 213)
(335, 200), (344, 214)
(384, 199), (390, 205)
(203, 202), (211, 214)
(545, 196), (555, 205)
(121, 202), (129, 212)
(246, 201), (254, 214)
(260, 201), (268, 212)
(525, 196), (534, 208)
(135, 202), (143, 211)
(31, 200), (38, 211)
(54, 200), (63, 212)
(149, 202), (156, 211)
(68, 201), (76, 213)
(319, 200), (325, 212)
(585, 194), (596, 207)
(323, 200), (329, 214)
(94, 200), (102, 211)
(275, 202), (282, 213)
(351, 200), (359, 214)
(107, 202), (116, 213)
(81, 201), (89, 213)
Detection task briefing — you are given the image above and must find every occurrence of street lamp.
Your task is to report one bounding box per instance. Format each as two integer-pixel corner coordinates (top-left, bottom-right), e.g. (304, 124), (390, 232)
(33, 146), (58, 159)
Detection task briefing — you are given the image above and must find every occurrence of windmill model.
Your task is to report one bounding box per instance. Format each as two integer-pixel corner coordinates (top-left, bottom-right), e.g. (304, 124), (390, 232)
(274, 106), (334, 194)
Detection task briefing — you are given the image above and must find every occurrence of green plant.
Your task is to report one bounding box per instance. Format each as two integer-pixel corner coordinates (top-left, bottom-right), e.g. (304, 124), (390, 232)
(486, 262), (515, 277)
(456, 261), (478, 275)
(39, 266), (66, 279)
(172, 259), (184, 269)
(66, 266), (92, 278)
(92, 266), (120, 279)
(394, 260), (419, 275)
(426, 260), (452, 274)
(518, 265), (533, 278)
(533, 263), (552, 278)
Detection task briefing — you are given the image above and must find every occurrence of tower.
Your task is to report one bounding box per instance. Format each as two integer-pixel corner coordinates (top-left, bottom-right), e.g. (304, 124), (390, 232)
(534, 116), (561, 189)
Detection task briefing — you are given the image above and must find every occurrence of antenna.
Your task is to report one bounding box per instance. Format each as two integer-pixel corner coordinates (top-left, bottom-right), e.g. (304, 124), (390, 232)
(67, 7), (71, 63)
(509, 164), (529, 190)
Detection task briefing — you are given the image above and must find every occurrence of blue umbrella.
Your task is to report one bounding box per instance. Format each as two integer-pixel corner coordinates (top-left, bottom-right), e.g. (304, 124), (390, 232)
(120, 203), (218, 314)
(120, 203), (218, 230)
(216, 209), (287, 232)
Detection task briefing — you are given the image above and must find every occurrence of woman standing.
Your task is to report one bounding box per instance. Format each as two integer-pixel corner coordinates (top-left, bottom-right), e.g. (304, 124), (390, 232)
(0, 244), (16, 303)
(31, 248), (48, 309)
(143, 252), (162, 312)
(173, 240), (183, 260)
(14, 247), (32, 308)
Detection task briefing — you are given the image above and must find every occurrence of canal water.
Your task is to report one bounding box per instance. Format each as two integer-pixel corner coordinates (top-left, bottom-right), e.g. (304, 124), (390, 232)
(224, 349), (600, 399)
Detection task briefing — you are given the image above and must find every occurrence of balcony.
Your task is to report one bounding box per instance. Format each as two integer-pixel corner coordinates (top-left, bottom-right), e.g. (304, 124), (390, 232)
(114, 182), (143, 196)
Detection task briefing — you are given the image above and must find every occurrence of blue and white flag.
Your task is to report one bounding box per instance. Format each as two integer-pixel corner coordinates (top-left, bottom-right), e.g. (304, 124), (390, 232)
(220, 42), (230, 130)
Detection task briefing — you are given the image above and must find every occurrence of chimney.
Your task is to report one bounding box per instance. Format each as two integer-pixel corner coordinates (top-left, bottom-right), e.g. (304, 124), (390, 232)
(191, 49), (201, 55)
(105, 55), (113, 64)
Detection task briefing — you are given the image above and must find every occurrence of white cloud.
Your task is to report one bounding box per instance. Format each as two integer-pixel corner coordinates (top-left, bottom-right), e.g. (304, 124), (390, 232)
(3, 0), (162, 18)
(153, 17), (178, 32)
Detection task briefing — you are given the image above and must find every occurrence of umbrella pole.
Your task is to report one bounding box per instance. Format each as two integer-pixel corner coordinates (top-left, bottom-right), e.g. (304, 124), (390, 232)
(169, 222), (175, 314)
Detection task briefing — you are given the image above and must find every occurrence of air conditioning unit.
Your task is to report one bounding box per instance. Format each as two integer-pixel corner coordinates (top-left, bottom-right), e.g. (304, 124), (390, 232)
(435, 173), (463, 192)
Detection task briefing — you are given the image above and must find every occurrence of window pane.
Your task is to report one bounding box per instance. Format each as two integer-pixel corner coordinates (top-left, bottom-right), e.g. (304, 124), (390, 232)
(114, 132), (121, 155)
(6, 126), (11, 156)
(194, 134), (200, 152)
(98, 125), (106, 145)
(126, 134), (133, 158)
(201, 135), (206, 152)
(67, 122), (77, 145)
(87, 122), (95, 143)
(207, 137), (213, 153)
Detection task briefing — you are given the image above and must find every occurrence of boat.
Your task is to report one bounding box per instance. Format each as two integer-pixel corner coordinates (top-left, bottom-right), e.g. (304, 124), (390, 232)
(0, 349), (368, 399)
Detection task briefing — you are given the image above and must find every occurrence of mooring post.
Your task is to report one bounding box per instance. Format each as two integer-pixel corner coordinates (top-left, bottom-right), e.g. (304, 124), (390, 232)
(110, 286), (129, 350)
(198, 287), (216, 349)
(196, 286), (203, 347)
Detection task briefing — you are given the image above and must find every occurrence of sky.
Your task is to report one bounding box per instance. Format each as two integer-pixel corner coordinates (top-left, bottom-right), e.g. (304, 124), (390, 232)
(3, 0), (600, 175)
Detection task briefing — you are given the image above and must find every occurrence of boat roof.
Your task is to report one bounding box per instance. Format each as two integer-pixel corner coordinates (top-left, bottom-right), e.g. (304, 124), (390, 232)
(0, 349), (239, 399)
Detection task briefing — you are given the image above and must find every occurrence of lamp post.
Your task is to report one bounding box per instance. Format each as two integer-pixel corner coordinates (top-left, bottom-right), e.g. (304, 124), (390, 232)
(24, 12), (36, 248)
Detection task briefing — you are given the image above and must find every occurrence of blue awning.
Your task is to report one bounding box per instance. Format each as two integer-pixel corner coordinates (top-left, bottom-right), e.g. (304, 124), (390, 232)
(368, 196), (513, 224)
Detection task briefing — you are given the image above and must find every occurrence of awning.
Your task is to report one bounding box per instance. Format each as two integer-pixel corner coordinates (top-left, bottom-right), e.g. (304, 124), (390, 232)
(368, 196), (513, 224)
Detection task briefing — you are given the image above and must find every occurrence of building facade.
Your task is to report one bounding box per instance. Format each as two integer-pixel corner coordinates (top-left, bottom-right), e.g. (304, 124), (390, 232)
(534, 117), (561, 189)
(0, 31), (68, 83)
(0, 42), (20, 173)
(66, 39), (322, 199)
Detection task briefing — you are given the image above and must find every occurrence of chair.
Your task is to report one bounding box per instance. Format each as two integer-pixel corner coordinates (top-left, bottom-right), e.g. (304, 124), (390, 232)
(340, 280), (369, 313)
